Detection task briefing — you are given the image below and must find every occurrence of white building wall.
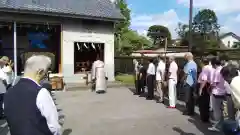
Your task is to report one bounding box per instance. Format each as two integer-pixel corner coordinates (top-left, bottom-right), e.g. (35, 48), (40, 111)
(221, 35), (239, 48)
(62, 21), (115, 83)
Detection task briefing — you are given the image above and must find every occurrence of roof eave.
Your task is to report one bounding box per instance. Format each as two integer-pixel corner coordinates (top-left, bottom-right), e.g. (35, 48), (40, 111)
(0, 8), (124, 22)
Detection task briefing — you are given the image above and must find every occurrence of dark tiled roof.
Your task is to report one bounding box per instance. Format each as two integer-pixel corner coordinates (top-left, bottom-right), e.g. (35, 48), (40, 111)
(220, 32), (240, 41)
(0, 0), (123, 21)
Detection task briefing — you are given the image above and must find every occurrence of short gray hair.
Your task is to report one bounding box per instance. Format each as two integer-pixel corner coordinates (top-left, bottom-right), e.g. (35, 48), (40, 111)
(24, 55), (51, 73)
(169, 56), (175, 60)
(185, 52), (193, 59)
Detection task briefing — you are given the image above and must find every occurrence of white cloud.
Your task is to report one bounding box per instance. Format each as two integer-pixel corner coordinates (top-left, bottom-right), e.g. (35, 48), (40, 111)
(221, 14), (240, 36)
(131, 9), (183, 38)
(177, 0), (240, 14)
(130, 7), (240, 40)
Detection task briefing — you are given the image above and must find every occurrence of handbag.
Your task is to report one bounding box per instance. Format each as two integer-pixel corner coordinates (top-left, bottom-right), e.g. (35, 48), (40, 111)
(222, 119), (240, 135)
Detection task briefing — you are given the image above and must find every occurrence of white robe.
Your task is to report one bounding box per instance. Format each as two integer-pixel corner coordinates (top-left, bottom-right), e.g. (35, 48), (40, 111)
(91, 60), (107, 92)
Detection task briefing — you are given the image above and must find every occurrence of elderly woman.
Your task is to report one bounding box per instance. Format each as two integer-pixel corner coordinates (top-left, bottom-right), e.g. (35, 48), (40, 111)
(220, 64), (240, 135)
(0, 58), (7, 119)
(0, 56), (14, 89)
(4, 55), (61, 135)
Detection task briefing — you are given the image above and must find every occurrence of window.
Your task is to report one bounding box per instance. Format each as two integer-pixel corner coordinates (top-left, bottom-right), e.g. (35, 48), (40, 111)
(227, 41), (230, 47)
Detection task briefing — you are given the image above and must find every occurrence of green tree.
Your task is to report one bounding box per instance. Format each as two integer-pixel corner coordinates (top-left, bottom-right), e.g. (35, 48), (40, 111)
(232, 42), (240, 48)
(175, 22), (189, 39)
(193, 9), (220, 34)
(147, 25), (171, 46)
(114, 0), (131, 55)
(120, 30), (152, 55)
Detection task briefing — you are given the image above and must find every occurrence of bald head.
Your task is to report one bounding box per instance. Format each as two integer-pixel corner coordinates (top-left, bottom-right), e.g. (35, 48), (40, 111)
(185, 52), (193, 60)
(169, 56), (175, 62)
(24, 55), (51, 82)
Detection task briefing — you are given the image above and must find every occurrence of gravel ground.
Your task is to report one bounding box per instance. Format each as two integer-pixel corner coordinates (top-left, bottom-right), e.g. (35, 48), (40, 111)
(55, 87), (223, 135)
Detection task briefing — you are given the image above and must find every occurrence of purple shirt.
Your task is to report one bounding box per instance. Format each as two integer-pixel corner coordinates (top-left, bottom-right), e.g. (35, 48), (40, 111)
(198, 65), (213, 83)
(211, 66), (226, 96)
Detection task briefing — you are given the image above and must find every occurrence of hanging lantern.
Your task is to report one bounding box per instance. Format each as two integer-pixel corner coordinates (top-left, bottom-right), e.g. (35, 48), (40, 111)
(91, 42), (96, 50)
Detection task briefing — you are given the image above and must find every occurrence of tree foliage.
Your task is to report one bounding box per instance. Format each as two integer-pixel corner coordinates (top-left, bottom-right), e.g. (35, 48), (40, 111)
(175, 22), (189, 39)
(193, 9), (220, 34)
(147, 25), (171, 46)
(114, 0), (152, 55)
(232, 42), (240, 48)
(176, 9), (221, 50)
(120, 30), (152, 55)
(114, 0), (131, 35)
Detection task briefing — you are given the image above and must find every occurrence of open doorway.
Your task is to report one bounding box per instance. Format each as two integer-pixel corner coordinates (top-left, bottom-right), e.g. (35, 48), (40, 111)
(74, 42), (104, 74)
(0, 22), (61, 74)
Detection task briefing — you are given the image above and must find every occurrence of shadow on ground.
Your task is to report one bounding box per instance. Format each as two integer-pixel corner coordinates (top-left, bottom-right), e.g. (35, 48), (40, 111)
(62, 128), (72, 135)
(0, 120), (9, 135)
(129, 86), (223, 135)
(173, 127), (196, 135)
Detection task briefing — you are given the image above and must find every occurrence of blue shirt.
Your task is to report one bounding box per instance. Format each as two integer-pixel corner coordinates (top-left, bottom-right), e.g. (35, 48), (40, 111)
(184, 60), (197, 86)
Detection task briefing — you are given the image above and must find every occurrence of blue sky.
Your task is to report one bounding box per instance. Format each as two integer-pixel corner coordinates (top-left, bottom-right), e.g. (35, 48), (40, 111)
(126, 0), (240, 38)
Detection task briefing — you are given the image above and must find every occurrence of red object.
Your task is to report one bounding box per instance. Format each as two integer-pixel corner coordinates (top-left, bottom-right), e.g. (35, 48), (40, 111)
(167, 106), (176, 109)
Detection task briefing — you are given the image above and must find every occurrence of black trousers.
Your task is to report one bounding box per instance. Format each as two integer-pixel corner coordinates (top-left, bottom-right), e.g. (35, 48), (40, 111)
(147, 75), (154, 99)
(137, 79), (145, 94)
(198, 84), (210, 122)
(134, 74), (138, 94)
(184, 84), (195, 114)
(0, 93), (4, 117)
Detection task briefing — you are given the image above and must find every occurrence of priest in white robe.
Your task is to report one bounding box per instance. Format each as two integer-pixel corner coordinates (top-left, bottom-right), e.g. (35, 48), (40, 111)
(91, 56), (107, 94)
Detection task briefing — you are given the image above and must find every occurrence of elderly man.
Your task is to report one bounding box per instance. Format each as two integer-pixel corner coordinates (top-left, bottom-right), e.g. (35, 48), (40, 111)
(208, 57), (226, 131)
(198, 58), (211, 122)
(167, 56), (178, 108)
(182, 52), (197, 116)
(133, 59), (139, 95)
(146, 58), (155, 100)
(156, 56), (166, 103)
(4, 55), (61, 135)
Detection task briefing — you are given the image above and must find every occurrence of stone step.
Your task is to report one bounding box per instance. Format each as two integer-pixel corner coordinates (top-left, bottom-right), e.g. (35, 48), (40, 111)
(65, 81), (127, 91)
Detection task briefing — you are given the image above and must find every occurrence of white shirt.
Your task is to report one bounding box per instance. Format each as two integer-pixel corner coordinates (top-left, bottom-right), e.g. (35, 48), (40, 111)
(168, 61), (178, 81)
(147, 63), (155, 75)
(224, 81), (231, 94)
(24, 77), (61, 135)
(0, 67), (7, 94)
(230, 76), (240, 109)
(2, 65), (14, 85)
(134, 61), (139, 73)
(156, 61), (165, 81)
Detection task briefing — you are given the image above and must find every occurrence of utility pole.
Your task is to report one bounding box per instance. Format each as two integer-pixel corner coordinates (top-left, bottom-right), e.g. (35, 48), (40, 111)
(188, 0), (193, 52)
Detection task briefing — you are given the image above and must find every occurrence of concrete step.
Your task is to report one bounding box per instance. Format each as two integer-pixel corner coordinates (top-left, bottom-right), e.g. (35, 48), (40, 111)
(65, 81), (130, 91)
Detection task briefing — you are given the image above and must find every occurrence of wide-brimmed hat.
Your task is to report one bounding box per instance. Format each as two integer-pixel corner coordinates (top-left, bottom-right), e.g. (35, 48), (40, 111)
(0, 56), (9, 62)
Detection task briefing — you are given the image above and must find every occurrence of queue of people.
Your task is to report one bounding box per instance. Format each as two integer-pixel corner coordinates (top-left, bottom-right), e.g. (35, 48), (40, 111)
(133, 52), (240, 134)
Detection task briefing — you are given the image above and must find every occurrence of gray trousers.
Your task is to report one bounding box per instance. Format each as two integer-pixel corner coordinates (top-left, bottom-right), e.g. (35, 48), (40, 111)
(226, 94), (236, 120)
(212, 94), (224, 128)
